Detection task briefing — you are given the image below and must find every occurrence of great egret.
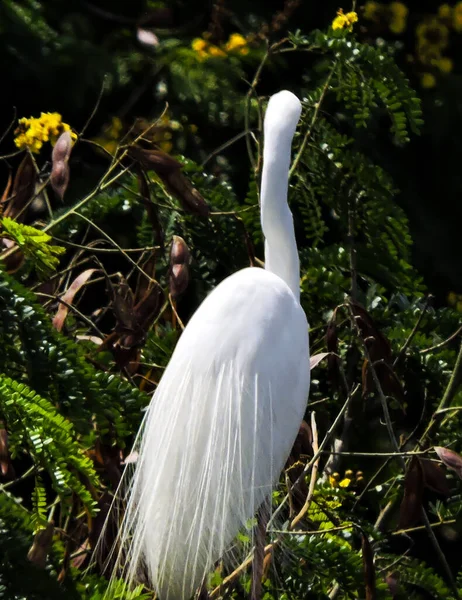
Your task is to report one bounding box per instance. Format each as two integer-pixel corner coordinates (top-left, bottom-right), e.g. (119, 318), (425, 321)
(110, 90), (310, 600)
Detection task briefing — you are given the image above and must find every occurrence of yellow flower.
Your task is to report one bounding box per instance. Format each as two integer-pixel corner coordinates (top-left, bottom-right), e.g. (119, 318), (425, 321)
(192, 38), (207, 52)
(338, 477), (352, 488)
(421, 72), (436, 88)
(346, 11), (359, 25)
(439, 4), (452, 19)
(389, 2), (408, 33)
(160, 141), (173, 153)
(454, 1), (462, 31)
(208, 44), (226, 57)
(416, 18), (449, 65)
(437, 56), (453, 72)
(390, 2), (408, 18)
(332, 9), (358, 30)
(14, 112), (75, 154)
(364, 1), (380, 21)
(332, 13), (348, 29)
(191, 37), (209, 60)
(448, 291), (457, 305)
(189, 124), (198, 134)
(225, 33), (249, 55)
(329, 475), (339, 486)
(390, 16), (406, 33)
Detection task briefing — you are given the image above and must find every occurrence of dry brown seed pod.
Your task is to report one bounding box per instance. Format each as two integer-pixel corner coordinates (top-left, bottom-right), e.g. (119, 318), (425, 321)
(170, 263), (189, 299)
(170, 235), (190, 265)
(51, 131), (73, 199)
(51, 160), (70, 200)
(52, 130), (73, 164)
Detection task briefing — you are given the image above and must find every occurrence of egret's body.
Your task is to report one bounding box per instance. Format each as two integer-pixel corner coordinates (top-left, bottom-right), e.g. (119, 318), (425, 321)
(111, 91), (310, 600)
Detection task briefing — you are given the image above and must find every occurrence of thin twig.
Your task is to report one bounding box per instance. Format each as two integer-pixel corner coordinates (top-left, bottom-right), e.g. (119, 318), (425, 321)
(289, 65), (336, 181)
(393, 296), (432, 367)
(420, 323), (462, 354)
(35, 292), (104, 337)
(290, 412), (319, 528)
(349, 303), (460, 598)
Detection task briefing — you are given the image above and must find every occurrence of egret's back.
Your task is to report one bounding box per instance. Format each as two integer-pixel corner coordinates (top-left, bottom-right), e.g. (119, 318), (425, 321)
(117, 269), (309, 600)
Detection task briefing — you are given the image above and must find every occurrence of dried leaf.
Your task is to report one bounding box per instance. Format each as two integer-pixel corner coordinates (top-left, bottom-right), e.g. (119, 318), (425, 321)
(420, 459), (451, 496)
(134, 282), (163, 330)
(309, 352), (329, 370)
(352, 301), (405, 405)
(112, 281), (136, 332)
(361, 533), (376, 600)
(4, 152), (36, 221)
(350, 301), (392, 364)
(52, 269), (98, 332)
(27, 523), (54, 569)
(398, 456), (424, 529)
(435, 446), (462, 479)
(71, 538), (91, 570)
(1, 169), (12, 205)
(106, 271), (163, 370)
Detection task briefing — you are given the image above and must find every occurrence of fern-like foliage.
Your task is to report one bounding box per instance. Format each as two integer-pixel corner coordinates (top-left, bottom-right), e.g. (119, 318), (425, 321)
(0, 269), (149, 445)
(0, 376), (99, 516)
(0, 217), (65, 277)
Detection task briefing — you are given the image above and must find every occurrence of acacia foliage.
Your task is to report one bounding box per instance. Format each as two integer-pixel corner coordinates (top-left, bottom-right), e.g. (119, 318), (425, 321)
(1, 5), (462, 600)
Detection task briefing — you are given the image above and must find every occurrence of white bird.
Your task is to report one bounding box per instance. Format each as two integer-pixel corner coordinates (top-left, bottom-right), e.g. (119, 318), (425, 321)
(109, 90), (310, 600)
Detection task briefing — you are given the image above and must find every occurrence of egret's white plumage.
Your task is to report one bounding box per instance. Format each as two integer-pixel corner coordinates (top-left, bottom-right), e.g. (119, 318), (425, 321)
(109, 90), (310, 600)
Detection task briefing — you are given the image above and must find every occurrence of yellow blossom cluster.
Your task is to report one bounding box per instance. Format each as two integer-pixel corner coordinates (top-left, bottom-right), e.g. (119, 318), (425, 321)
(332, 9), (359, 31)
(448, 291), (462, 312)
(151, 113), (181, 154)
(364, 2), (461, 89)
(438, 2), (462, 31)
(191, 33), (249, 61)
(329, 469), (364, 489)
(14, 112), (76, 154)
(363, 2), (408, 34)
(92, 116), (123, 156)
(416, 14), (453, 88)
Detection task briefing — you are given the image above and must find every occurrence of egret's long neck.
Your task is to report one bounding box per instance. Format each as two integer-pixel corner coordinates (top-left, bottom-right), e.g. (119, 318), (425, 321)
(260, 93), (301, 302)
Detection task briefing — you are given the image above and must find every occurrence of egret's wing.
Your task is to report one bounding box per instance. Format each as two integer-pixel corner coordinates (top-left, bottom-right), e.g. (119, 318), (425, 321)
(113, 268), (310, 600)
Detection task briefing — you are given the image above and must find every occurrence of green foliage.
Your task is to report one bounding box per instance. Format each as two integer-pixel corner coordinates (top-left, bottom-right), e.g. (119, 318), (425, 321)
(290, 29), (423, 143)
(1, 3), (462, 600)
(0, 217), (65, 278)
(0, 376), (99, 515)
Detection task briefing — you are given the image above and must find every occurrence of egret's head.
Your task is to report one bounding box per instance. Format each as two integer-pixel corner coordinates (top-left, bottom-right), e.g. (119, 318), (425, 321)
(264, 90), (302, 142)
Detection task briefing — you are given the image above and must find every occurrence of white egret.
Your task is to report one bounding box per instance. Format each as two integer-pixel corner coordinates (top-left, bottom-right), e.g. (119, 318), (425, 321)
(110, 90), (310, 600)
